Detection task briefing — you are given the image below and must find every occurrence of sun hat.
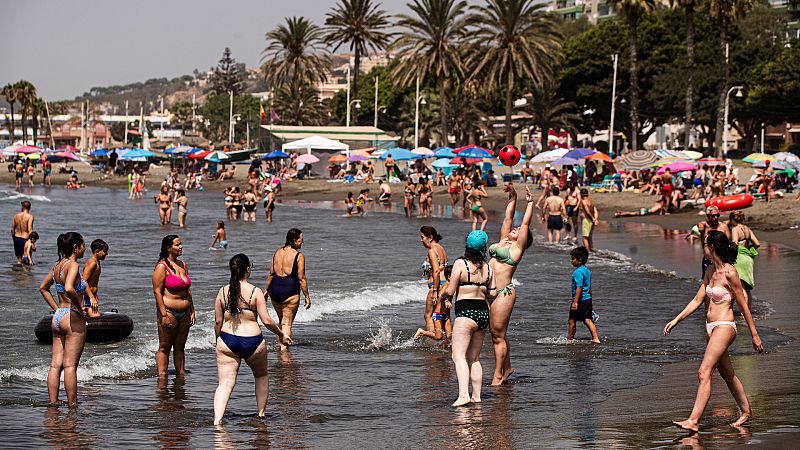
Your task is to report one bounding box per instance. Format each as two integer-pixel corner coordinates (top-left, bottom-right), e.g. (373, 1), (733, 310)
(466, 230), (488, 252)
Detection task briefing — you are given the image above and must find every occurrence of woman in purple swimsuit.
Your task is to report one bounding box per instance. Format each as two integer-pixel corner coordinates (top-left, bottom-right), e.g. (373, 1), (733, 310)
(266, 228), (310, 350)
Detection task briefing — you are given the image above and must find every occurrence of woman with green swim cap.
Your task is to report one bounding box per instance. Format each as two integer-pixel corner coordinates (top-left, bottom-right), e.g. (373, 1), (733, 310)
(488, 184), (535, 386)
(467, 182), (489, 231)
(440, 230), (496, 407)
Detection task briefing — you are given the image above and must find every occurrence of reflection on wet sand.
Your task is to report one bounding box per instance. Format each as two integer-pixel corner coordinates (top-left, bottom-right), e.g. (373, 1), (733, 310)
(270, 350), (308, 449)
(152, 376), (190, 449)
(43, 406), (102, 450)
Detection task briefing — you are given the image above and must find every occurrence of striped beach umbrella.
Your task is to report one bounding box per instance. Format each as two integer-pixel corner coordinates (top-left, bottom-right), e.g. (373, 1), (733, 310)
(616, 150), (659, 170)
(742, 153), (775, 163)
(696, 157), (726, 166)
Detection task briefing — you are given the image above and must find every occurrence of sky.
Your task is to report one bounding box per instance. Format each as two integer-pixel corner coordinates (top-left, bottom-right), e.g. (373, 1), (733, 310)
(1, 0), (413, 101)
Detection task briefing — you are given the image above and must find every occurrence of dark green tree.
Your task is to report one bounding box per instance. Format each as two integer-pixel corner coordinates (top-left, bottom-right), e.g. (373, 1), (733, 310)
(209, 47), (245, 96)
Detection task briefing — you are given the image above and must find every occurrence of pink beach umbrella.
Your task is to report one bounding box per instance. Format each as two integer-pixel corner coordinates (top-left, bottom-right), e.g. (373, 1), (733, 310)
(14, 145), (40, 154)
(296, 154), (320, 164)
(53, 151), (81, 161)
(656, 161), (697, 174)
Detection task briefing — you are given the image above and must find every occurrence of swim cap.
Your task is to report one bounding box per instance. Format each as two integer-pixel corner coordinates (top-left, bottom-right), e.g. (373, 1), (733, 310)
(466, 230), (488, 252)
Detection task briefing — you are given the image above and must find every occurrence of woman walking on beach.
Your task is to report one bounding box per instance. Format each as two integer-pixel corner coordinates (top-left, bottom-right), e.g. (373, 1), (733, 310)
(213, 253), (292, 425)
(440, 231), (495, 407)
(468, 182), (489, 231)
(175, 189), (188, 228)
(152, 235), (195, 377)
(488, 184), (535, 386)
(664, 230), (763, 433)
(418, 226), (448, 336)
(728, 211), (760, 308)
(154, 185), (173, 225)
(266, 229), (310, 350)
(38, 232), (88, 407)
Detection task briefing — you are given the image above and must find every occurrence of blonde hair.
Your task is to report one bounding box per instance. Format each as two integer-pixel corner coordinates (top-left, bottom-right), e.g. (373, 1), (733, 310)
(729, 210), (745, 223)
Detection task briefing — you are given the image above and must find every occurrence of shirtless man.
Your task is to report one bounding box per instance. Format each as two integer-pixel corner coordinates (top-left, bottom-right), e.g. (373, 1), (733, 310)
(579, 189), (599, 251)
(11, 200), (34, 265)
(14, 160), (24, 189)
(660, 168), (674, 213)
(696, 205), (730, 277)
(448, 172), (461, 206)
(378, 180), (392, 203)
(542, 187), (567, 244)
(82, 239), (109, 318)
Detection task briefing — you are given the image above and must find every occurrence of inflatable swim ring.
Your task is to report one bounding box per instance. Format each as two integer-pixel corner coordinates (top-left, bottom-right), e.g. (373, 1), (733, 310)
(704, 194), (753, 212)
(35, 309), (134, 343)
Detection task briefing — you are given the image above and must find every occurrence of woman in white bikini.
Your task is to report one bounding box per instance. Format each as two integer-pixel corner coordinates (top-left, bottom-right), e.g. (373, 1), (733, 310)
(664, 230), (763, 433)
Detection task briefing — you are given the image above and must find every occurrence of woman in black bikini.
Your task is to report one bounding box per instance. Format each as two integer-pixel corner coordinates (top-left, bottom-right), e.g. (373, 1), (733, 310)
(266, 229), (310, 350)
(440, 230), (495, 407)
(214, 253), (291, 425)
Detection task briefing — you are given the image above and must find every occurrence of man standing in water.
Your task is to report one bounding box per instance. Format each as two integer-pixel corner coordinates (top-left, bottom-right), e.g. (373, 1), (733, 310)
(579, 189), (599, 252)
(11, 200), (34, 265)
(541, 187), (567, 244)
(696, 205), (729, 277)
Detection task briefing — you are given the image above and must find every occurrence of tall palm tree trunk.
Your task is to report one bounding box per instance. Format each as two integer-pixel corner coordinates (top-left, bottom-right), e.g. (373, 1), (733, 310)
(628, 14), (640, 152)
(684, 5), (695, 149)
(21, 105), (27, 144)
(353, 49), (361, 104)
(439, 77), (448, 146)
(714, 13), (728, 158)
(505, 68), (514, 145)
(8, 102), (15, 140)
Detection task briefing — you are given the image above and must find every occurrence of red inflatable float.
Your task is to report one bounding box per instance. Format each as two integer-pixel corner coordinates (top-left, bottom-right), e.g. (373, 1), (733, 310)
(705, 194), (753, 212)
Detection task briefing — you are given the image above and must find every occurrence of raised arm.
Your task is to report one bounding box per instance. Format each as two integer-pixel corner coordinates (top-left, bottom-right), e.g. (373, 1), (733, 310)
(500, 184), (517, 240)
(297, 253), (311, 310)
(727, 270), (763, 352)
(515, 187), (535, 252)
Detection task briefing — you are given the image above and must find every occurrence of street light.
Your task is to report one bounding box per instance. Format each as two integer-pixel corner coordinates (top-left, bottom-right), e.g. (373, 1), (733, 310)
(608, 53), (618, 157)
(374, 106), (387, 128)
(414, 74), (427, 149)
(723, 85), (744, 156)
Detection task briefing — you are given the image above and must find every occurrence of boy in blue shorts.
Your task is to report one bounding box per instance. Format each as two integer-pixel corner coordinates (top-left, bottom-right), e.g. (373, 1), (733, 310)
(568, 246), (600, 343)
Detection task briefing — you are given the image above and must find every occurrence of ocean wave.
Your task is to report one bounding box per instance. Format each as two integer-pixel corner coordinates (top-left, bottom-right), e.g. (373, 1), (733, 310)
(0, 189), (51, 203)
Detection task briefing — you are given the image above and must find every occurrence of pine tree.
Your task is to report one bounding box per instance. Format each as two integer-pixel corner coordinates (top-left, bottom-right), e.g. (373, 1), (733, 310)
(209, 47), (244, 95)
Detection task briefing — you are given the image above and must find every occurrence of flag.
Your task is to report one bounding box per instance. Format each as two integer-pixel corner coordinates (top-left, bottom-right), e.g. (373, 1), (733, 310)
(260, 102), (266, 124)
(271, 109), (279, 122)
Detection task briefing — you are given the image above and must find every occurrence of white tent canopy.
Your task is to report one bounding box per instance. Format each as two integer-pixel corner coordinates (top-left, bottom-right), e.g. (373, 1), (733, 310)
(282, 135), (350, 155)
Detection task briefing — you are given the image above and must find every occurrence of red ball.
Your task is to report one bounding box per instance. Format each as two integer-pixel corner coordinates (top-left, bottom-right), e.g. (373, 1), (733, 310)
(498, 145), (521, 167)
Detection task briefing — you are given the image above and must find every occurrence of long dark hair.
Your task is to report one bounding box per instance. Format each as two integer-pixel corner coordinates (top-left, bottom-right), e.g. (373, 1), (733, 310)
(420, 226), (442, 242)
(706, 230), (738, 265)
(158, 234), (180, 271)
(284, 228), (303, 249)
(227, 253), (250, 316)
(57, 232), (83, 260)
(462, 248), (486, 270)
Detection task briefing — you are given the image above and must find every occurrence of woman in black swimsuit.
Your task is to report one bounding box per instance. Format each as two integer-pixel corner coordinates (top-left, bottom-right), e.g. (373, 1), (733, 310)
(440, 230), (495, 407)
(265, 228), (310, 350)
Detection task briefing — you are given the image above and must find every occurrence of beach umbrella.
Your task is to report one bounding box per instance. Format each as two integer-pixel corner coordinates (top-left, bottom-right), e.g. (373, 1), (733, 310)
(616, 150), (659, 170)
(205, 151), (230, 162)
(431, 158), (458, 168)
(773, 151), (799, 162)
(14, 145), (40, 154)
(188, 150), (211, 159)
(743, 153), (775, 163)
(695, 157), (726, 166)
(187, 147), (205, 155)
(752, 160), (785, 170)
(329, 154), (347, 163)
(450, 156), (484, 165)
(411, 147), (434, 157)
(263, 150), (290, 159)
(296, 154), (320, 164)
(584, 152), (612, 162)
(654, 157), (694, 167)
(54, 151), (81, 161)
(454, 145), (493, 158)
(89, 149), (110, 157)
(564, 148), (596, 159)
(531, 148), (568, 163)
(119, 148), (156, 160)
(433, 147), (457, 158)
(26, 153), (41, 160)
(380, 148), (421, 161)
(551, 156), (581, 166)
(347, 154), (368, 162)
(656, 161), (697, 174)
(682, 150), (703, 160)
(654, 149), (690, 159)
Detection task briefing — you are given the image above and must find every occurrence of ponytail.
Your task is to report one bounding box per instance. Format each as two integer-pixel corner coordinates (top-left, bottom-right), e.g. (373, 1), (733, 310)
(226, 254), (250, 316)
(420, 226), (442, 243)
(57, 232), (83, 261)
(706, 230), (738, 265)
(158, 235), (180, 272)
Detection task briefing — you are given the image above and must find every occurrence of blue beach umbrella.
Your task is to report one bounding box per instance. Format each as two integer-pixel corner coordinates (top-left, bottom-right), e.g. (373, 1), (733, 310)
(263, 150), (290, 159)
(89, 148), (110, 157)
(186, 147), (205, 155)
(563, 148), (596, 159)
(119, 148), (156, 160)
(380, 148), (421, 161)
(456, 146), (493, 159)
(433, 147), (457, 158)
(431, 158), (458, 168)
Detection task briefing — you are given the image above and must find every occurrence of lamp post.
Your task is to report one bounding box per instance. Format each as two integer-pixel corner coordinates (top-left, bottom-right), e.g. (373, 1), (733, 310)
(608, 53), (618, 157)
(124, 100), (129, 144)
(345, 65), (354, 127)
(414, 74), (427, 149)
(228, 90), (234, 144)
(723, 85), (744, 157)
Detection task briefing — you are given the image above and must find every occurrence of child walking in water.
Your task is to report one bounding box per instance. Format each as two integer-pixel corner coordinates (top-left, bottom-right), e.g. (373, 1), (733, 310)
(22, 231), (39, 268)
(82, 239), (108, 318)
(568, 246), (600, 343)
(414, 264), (453, 344)
(345, 192), (355, 216)
(210, 221), (228, 250)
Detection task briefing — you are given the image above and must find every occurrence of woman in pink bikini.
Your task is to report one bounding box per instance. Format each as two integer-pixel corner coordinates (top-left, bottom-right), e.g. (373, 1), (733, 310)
(152, 235), (195, 377)
(664, 230), (763, 433)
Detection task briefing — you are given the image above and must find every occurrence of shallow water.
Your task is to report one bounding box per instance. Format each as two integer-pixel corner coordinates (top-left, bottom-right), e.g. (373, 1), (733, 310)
(0, 185), (797, 449)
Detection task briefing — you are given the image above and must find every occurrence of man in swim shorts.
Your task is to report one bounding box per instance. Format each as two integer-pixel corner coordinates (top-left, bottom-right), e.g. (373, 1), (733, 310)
(579, 189), (599, 252)
(541, 186), (567, 244)
(11, 200), (35, 265)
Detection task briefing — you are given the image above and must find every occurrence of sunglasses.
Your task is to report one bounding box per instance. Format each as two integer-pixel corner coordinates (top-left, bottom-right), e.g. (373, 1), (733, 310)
(708, 214), (719, 218)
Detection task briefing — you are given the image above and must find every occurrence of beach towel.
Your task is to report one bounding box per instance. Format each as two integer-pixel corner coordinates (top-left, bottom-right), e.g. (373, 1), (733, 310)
(734, 245), (758, 288)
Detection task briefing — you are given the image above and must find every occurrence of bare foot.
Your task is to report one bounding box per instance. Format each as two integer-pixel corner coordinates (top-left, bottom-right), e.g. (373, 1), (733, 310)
(471, 396), (481, 404)
(413, 328), (425, 340)
(490, 376), (504, 387)
(451, 397), (471, 407)
(672, 418), (699, 433)
(730, 410), (753, 427)
(591, 339), (600, 344)
(502, 368), (515, 384)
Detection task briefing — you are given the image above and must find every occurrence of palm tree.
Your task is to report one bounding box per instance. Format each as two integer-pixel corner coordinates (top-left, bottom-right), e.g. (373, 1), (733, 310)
(273, 82), (330, 126)
(15, 81), (37, 144)
(261, 16), (331, 90)
(710, 0), (753, 157)
(392, 0), (470, 146)
(672, 0), (703, 149)
(397, 89), (441, 147)
(468, 0), (562, 145)
(612, 0), (657, 152)
(1, 83), (17, 140)
(29, 97), (46, 145)
(518, 81), (580, 155)
(325, 0), (391, 104)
